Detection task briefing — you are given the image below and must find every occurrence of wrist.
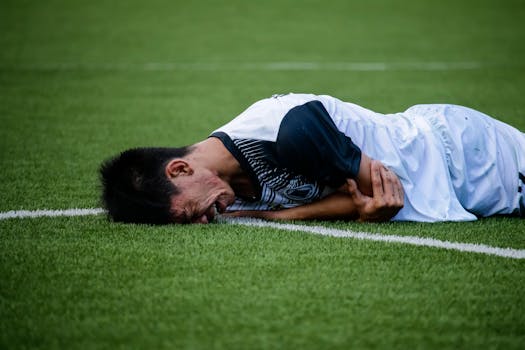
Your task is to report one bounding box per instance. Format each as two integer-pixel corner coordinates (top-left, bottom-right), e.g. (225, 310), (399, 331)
(266, 209), (284, 220)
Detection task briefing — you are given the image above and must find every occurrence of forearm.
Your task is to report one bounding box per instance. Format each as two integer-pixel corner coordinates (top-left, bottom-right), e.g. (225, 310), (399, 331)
(356, 153), (373, 197)
(225, 192), (361, 222)
(271, 192), (360, 221)
(225, 160), (404, 223)
(269, 154), (374, 221)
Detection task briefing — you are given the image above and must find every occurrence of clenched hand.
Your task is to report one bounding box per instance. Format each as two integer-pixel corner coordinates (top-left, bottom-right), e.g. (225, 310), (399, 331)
(344, 160), (404, 222)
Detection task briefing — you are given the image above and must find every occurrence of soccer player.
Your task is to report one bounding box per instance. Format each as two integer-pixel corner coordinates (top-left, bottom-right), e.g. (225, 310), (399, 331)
(100, 93), (525, 224)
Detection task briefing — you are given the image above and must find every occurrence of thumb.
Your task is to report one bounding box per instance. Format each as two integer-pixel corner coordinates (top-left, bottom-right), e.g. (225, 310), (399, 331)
(346, 179), (362, 199)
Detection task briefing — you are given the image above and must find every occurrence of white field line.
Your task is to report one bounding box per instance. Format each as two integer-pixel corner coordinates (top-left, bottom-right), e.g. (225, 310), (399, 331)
(0, 208), (105, 220)
(219, 217), (525, 260)
(1, 208), (524, 259)
(0, 61), (490, 72)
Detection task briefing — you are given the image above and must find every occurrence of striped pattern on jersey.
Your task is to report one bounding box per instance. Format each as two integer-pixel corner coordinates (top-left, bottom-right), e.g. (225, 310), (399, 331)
(229, 138), (323, 211)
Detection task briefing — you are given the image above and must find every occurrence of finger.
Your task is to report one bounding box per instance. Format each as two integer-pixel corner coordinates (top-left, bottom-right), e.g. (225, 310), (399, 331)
(348, 179), (372, 212)
(387, 169), (404, 205)
(392, 173), (404, 204)
(370, 161), (384, 198)
(380, 166), (394, 199)
(346, 178), (362, 199)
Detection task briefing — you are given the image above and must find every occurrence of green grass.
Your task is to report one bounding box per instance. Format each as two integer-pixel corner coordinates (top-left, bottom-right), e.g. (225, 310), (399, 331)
(2, 216), (524, 349)
(1, 0), (525, 349)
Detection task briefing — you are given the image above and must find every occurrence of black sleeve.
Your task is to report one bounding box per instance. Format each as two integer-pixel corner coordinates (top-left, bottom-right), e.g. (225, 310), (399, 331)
(274, 100), (362, 188)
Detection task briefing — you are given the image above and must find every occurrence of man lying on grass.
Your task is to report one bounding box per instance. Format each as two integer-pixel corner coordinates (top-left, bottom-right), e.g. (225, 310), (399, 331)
(100, 93), (525, 224)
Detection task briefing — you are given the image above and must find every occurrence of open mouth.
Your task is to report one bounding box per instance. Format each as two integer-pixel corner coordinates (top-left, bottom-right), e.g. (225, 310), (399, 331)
(214, 200), (227, 214)
(207, 200), (227, 219)
(190, 196), (230, 224)
(194, 201), (224, 224)
(205, 203), (218, 222)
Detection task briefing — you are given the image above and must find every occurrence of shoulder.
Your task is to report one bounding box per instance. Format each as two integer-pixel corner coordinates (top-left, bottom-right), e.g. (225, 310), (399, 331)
(212, 93), (334, 142)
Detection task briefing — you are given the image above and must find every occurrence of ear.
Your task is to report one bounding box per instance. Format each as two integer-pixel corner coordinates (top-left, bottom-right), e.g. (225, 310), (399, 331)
(165, 159), (193, 179)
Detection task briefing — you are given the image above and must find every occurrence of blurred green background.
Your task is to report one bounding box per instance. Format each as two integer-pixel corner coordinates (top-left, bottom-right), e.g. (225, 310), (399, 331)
(1, 1), (524, 349)
(1, 0), (525, 210)
(1, 0), (524, 211)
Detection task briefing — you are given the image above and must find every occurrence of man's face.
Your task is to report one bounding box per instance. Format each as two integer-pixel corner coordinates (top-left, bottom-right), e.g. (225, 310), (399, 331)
(168, 168), (235, 224)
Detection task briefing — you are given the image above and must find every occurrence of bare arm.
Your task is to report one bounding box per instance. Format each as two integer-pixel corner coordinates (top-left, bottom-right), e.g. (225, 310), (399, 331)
(225, 159), (404, 222)
(227, 191), (361, 221)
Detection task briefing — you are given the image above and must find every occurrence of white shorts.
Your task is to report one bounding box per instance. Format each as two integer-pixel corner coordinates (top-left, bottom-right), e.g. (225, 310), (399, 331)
(406, 104), (525, 217)
(330, 98), (524, 221)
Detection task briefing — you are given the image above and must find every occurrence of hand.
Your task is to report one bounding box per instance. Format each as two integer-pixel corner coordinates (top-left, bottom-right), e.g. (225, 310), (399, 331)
(221, 210), (279, 220)
(345, 160), (404, 222)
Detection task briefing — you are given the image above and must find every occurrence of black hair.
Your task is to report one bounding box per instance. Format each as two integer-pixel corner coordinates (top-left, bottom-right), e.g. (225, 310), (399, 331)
(99, 147), (192, 224)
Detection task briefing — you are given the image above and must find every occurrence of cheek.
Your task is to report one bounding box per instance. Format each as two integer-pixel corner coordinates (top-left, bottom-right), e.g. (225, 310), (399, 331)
(197, 177), (222, 195)
(169, 196), (185, 210)
(168, 202), (185, 222)
(189, 185), (211, 203)
(202, 175), (220, 187)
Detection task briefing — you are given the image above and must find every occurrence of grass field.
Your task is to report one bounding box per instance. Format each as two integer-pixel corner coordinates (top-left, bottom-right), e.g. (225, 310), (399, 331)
(1, 0), (525, 348)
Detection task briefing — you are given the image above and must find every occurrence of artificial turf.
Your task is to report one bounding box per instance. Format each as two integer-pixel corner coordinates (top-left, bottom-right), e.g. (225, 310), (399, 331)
(1, 216), (524, 349)
(1, 0), (524, 348)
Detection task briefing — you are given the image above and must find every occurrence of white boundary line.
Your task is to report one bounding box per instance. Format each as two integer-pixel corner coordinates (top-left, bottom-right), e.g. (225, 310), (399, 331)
(1, 208), (524, 259)
(0, 208), (105, 220)
(0, 61), (492, 72)
(220, 217), (525, 260)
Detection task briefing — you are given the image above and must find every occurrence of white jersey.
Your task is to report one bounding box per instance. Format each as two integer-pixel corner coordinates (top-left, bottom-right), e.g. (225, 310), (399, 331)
(212, 93), (525, 221)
